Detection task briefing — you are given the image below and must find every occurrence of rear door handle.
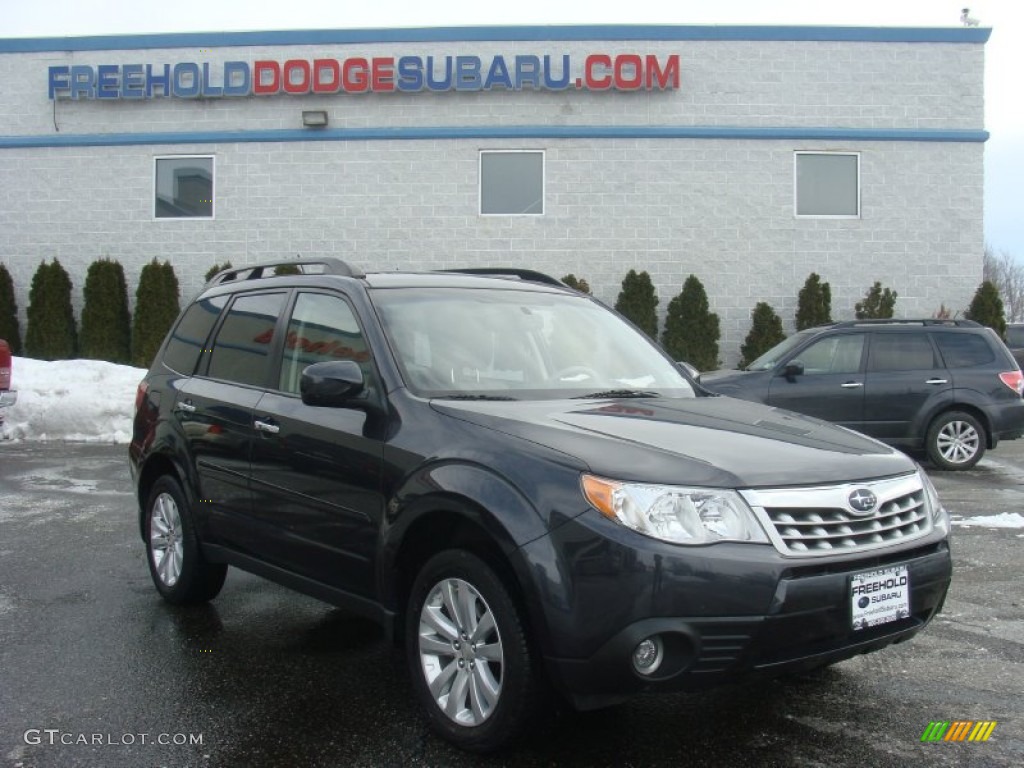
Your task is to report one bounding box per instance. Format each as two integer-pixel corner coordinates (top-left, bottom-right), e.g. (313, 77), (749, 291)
(840, 382), (864, 389)
(926, 378), (949, 385)
(175, 400), (196, 413)
(254, 419), (280, 435)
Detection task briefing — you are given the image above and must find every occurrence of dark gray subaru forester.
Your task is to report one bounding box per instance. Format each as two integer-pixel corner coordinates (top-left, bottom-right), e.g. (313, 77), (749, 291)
(129, 260), (952, 752)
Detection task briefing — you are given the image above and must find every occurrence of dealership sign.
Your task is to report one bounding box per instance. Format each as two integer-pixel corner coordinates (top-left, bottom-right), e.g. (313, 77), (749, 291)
(47, 53), (680, 99)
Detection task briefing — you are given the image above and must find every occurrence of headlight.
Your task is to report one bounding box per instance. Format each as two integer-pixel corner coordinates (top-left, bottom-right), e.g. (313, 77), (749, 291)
(917, 465), (949, 535)
(582, 474), (769, 545)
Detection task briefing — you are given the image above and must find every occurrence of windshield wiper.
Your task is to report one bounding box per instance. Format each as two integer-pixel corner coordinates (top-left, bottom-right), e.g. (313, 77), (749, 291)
(571, 389), (659, 399)
(433, 394), (519, 401)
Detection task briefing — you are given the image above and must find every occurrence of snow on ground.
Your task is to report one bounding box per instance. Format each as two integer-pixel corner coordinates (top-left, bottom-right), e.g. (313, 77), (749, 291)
(951, 512), (1024, 529)
(0, 356), (145, 444)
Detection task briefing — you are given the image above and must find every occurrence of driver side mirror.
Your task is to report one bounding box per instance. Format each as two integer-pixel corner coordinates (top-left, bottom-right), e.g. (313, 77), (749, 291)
(301, 361), (365, 407)
(782, 360), (804, 383)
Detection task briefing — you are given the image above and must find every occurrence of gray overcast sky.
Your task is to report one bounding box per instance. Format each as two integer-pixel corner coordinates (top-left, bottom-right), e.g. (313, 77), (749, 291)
(4, 0), (1022, 258)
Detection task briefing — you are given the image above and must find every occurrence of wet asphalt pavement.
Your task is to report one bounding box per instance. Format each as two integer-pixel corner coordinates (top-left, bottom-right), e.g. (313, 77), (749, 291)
(1, 441), (1022, 768)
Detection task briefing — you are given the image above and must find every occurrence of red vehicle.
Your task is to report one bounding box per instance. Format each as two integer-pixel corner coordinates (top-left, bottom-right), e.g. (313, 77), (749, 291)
(0, 339), (16, 420)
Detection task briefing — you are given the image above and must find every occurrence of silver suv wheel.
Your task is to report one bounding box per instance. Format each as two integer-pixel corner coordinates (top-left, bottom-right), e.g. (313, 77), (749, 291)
(143, 476), (227, 604)
(935, 419), (980, 465)
(418, 577), (504, 726)
(149, 491), (183, 587)
(927, 410), (986, 470)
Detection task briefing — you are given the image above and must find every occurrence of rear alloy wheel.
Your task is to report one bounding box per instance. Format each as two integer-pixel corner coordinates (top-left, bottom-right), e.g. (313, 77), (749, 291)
(145, 476), (227, 604)
(926, 411), (986, 470)
(406, 550), (545, 752)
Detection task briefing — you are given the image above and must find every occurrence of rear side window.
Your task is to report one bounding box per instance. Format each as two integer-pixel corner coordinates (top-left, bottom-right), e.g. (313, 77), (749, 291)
(935, 333), (997, 368)
(207, 293), (287, 387)
(161, 295), (227, 374)
(868, 333), (937, 372)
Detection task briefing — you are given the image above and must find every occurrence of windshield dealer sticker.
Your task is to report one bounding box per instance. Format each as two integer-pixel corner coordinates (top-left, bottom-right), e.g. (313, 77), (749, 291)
(851, 566), (910, 630)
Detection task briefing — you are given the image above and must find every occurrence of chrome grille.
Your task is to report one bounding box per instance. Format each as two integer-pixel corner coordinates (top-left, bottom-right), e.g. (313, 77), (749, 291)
(742, 474), (932, 557)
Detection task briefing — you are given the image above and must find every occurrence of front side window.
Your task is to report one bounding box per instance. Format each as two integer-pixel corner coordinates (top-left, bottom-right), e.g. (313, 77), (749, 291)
(372, 287), (692, 399)
(794, 334), (865, 375)
(479, 150), (544, 215)
(155, 156), (214, 218)
(795, 152), (860, 218)
(207, 292), (286, 387)
(278, 293), (372, 394)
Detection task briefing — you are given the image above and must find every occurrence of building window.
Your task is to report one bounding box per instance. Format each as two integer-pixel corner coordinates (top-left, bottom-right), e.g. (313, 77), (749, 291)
(794, 152), (860, 218)
(479, 150), (544, 215)
(155, 156), (214, 218)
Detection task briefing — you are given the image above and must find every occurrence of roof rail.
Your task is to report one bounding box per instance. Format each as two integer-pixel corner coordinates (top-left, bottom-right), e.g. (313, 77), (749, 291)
(440, 267), (566, 288)
(830, 319), (981, 328)
(209, 258), (363, 285)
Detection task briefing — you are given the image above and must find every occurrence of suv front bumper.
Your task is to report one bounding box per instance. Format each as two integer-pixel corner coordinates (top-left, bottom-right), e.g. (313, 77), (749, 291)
(526, 515), (951, 709)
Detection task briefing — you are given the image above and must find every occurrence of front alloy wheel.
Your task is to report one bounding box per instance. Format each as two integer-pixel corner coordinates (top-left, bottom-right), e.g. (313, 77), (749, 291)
(418, 577), (504, 726)
(927, 411), (986, 470)
(406, 550), (546, 752)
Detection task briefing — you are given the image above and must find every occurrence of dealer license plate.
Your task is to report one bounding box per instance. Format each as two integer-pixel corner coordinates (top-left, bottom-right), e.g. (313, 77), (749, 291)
(850, 565), (910, 631)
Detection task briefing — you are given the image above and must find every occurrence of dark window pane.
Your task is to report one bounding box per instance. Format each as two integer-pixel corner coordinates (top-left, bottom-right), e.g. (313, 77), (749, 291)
(161, 295), (227, 374)
(868, 334), (937, 372)
(278, 293), (371, 394)
(480, 152), (543, 215)
(208, 293), (286, 387)
(155, 157), (213, 218)
(1006, 326), (1024, 347)
(935, 333), (996, 368)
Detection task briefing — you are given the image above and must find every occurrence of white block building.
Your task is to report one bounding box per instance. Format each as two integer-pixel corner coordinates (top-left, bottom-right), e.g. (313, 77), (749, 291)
(0, 25), (989, 364)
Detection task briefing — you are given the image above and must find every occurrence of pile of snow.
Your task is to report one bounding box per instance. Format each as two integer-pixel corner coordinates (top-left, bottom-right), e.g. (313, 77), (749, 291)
(951, 512), (1024, 529)
(0, 356), (145, 443)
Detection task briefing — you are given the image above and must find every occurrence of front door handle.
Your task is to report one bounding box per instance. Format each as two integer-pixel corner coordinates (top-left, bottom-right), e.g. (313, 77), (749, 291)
(254, 419), (280, 435)
(925, 378), (949, 385)
(840, 382), (864, 389)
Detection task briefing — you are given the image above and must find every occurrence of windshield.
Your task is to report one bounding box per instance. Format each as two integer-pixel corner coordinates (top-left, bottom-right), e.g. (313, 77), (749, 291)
(371, 287), (694, 399)
(745, 329), (819, 371)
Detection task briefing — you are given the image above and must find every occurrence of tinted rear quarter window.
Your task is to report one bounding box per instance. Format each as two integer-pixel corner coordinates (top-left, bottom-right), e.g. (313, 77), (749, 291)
(161, 295), (228, 374)
(934, 333), (996, 368)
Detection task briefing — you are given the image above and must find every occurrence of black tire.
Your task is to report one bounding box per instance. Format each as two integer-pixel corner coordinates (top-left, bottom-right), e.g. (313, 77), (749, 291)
(926, 411), (986, 471)
(405, 549), (546, 753)
(144, 475), (227, 604)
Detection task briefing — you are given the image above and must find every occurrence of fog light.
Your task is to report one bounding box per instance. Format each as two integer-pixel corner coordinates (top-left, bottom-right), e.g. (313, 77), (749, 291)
(632, 636), (664, 676)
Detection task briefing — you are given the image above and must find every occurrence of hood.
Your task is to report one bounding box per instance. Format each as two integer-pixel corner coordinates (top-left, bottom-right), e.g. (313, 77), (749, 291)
(431, 394), (913, 488)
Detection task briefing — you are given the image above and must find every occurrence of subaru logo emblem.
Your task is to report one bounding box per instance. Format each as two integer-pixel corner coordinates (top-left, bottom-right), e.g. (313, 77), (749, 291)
(848, 489), (877, 515)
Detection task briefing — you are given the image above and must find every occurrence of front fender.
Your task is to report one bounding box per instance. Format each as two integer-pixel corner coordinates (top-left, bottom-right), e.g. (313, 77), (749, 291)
(377, 459), (585, 649)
